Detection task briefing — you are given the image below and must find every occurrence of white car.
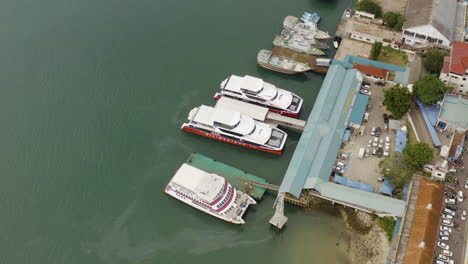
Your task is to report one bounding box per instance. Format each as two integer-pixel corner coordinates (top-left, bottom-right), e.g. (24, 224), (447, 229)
(437, 242), (449, 250)
(440, 226), (452, 233)
(378, 138), (383, 148)
(437, 254), (449, 261)
(445, 198), (456, 205)
(462, 210), (466, 220)
(385, 136), (390, 146)
(439, 231), (449, 237)
(442, 220), (453, 227)
(383, 145), (389, 156)
(439, 236), (449, 241)
(373, 137), (378, 147)
(457, 191), (464, 202)
(465, 179), (468, 189)
(442, 214), (453, 220)
(336, 161), (345, 167)
(444, 208), (455, 216)
(442, 250), (453, 256)
(367, 139), (372, 148)
(370, 127), (376, 136)
(365, 148), (370, 157)
(360, 89), (371, 95)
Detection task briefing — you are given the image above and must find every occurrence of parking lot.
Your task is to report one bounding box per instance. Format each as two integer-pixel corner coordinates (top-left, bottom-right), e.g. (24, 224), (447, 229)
(434, 152), (468, 263)
(338, 80), (397, 190)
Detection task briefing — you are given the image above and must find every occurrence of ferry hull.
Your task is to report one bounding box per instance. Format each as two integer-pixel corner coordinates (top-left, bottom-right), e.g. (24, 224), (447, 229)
(181, 125), (283, 155)
(163, 186), (244, 224)
(213, 94), (300, 118)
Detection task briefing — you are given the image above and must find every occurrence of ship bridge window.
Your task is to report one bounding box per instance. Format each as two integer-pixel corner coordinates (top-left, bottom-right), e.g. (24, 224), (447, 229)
(241, 88), (262, 95)
(213, 120), (240, 130)
(245, 94), (266, 101)
(218, 128), (243, 137)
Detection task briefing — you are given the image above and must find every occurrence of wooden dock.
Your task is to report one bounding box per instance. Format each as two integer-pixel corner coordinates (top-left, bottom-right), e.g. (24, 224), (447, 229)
(271, 46), (329, 74)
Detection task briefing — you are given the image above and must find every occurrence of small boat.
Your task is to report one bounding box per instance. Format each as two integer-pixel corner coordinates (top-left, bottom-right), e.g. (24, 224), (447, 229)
(181, 105), (288, 154)
(164, 163), (257, 224)
(300, 12), (320, 24)
(216, 74), (304, 117)
(333, 36), (342, 49)
(256, 49), (311, 75)
(316, 58), (332, 67)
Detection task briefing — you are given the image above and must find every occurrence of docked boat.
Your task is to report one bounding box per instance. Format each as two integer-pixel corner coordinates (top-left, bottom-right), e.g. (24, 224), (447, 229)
(215, 75), (303, 117)
(256, 49), (310, 74)
(181, 105), (288, 154)
(333, 36), (342, 49)
(164, 163), (257, 224)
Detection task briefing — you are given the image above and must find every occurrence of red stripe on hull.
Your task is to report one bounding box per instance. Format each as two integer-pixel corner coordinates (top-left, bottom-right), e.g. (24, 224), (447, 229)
(181, 126), (282, 155)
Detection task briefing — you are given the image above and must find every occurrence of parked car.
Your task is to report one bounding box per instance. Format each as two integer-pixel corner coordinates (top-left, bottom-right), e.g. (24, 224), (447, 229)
(365, 148), (370, 157)
(378, 138), (384, 148)
(360, 89), (371, 95)
(377, 177), (384, 183)
(445, 198), (456, 205)
(372, 148), (377, 156)
(370, 127), (376, 136)
(375, 127), (381, 137)
(363, 112), (369, 122)
(336, 161), (345, 167)
(384, 146), (389, 156)
(367, 139), (373, 148)
(362, 81), (370, 86)
(437, 254), (449, 261)
(333, 166), (344, 174)
(440, 226), (452, 233)
(385, 136), (390, 146)
(446, 204), (457, 210)
(442, 219), (453, 227)
(442, 214), (453, 220)
(465, 179), (468, 189)
(337, 153), (347, 160)
(444, 208), (455, 216)
(376, 81), (385, 86)
(462, 210), (466, 220)
(457, 191), (463, 202)
(439, 231), (450, 237)
(437, 242), (449, 250)
(442, 250), (453, 256)
(439, 236), (449, 241)
(383, 113), (389, 123)
(373, 137), (378, 147)
(384, 124), (388, 131)
(377, 147), (383, 157)
(435, 260), (447, 264)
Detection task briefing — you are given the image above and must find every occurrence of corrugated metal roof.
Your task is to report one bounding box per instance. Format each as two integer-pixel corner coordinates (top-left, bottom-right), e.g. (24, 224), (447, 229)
(279, 64), (363, 197)
(349, 94), (369, 125)
(316, 182), (406, 217)
(438, 94), (468, 130)
(353, 63), (389, 79)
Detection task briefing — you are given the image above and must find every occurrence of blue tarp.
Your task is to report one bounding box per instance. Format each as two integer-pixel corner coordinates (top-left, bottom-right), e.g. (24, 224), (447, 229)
(334, 175), (375, 193)
(395, 130), (407, 153)
(379, 179), (395, 195)
(349, 94), (369, 125)
(343, 129), (351, 142)
(415, 97), (442, 147)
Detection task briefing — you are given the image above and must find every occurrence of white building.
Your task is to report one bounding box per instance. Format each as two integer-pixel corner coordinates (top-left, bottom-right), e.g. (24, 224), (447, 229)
(402, 0), (457, 47)
(439, 41), (468, 95)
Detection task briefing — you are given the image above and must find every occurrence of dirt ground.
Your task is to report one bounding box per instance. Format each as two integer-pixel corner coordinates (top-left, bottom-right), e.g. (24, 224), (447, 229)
(374, 0), (408, 14)
(335, 38), (371, 61)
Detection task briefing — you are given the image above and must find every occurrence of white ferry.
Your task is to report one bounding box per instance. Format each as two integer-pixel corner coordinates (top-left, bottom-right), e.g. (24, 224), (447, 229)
(181, 105), (287, 154)
(164, 163), (257, 224)
(215, 75), (303, 118)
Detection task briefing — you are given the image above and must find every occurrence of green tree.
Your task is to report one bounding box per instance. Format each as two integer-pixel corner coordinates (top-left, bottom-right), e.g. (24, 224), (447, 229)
(423, 49), (449, 74)
(403, 142), (434, 170)
(379, 153), (414, 188)
(355, 0), (383, 17)
(370, 42), (383, 60)
(382, 85), (412, 118)
(413, 74), (449, 104)
(382, 12), (406, 30)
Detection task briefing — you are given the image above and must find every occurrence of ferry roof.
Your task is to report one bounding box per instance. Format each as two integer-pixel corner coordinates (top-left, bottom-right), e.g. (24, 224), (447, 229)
(192, 105), (241, 127)
(171, 164), (225, 202)
(242, 76), (264, 93)
(215, 97), (268, 121)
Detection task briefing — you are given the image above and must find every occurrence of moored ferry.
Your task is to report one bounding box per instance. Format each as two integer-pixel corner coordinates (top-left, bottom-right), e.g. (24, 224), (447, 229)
(164, 163), (257, 224)
(181, 105), (287, 154)
(215, 75), (303, 117)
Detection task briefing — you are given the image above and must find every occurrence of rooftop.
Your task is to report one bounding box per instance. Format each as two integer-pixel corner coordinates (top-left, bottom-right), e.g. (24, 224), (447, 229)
(353, 63), (389, 79)
(403, 178), (444, 264)
(438, 94), (468, 130)
(441, 56), (450, 74)
(349, 93), (369, 125)
(448, 41), (468, 75)
(403, 0), (457, 42)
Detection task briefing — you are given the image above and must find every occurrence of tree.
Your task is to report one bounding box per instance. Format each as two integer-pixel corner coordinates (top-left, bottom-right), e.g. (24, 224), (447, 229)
(413, 74), (449, 104)
(382, 85), (412, 119)
(382, 12), (405, 30)
(370, 42), (383, 60)
(423, 49), (449, 74)
(395, 15), (405, 31)
(379, 153), (414, 188)
(355, 0), (383, 17)
(402, 142), (434, 170)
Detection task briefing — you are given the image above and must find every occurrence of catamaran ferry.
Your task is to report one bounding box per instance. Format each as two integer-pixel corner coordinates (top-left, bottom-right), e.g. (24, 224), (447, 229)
(164, 163), (257, 224)
(215, 75), (303, 117)
(181, 105), (287, 154)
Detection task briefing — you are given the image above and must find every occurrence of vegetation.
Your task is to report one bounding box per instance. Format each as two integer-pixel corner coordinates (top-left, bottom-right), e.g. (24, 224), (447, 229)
(405, 121), (417, 145)
(355, 0), (383, 17)
(383, 85), (412, 119)
(378, 216), (396, 241)
(377, 46), (408, 66)
(382, 12), (405, 30)
(403, 142), (434, 170)
(423, 49), (449, 74)
(413, 74), (449, 104)
(370, 42), (383, 60)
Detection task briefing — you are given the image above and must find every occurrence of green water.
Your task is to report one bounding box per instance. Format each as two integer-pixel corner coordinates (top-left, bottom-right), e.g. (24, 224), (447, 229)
(0, 0), (356, 263)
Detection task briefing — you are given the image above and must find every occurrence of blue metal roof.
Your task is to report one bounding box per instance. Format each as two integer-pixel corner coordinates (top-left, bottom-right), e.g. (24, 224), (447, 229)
(334, 175), (375, 193)
(395, 130), (408, 153)
(379, 179), (395, 195)
(343, 129), (351, 141)
(415, 97), (442, 147)
(279, 64), (363, 197)
(349, 94), (369, 125)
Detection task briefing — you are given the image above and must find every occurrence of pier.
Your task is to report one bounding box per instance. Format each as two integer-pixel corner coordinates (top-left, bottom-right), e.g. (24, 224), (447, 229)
(215, 97), (306, 131)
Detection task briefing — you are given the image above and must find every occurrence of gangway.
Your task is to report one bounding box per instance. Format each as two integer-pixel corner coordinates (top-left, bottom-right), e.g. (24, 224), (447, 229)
(215, 97), (306, 131)
(270, 192), (288, 229)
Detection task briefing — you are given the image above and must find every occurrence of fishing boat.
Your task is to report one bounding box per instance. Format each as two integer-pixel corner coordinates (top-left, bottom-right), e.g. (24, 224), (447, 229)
(215, 74), (303, 117)
(164, 163), (257, 224)
(256, 49), (310, 74)
(333, 36), (342, 49)
(181, 105), (288, 154)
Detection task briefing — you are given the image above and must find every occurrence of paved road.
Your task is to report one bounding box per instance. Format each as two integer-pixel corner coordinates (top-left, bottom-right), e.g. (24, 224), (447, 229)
(433, 152), (468, 263)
